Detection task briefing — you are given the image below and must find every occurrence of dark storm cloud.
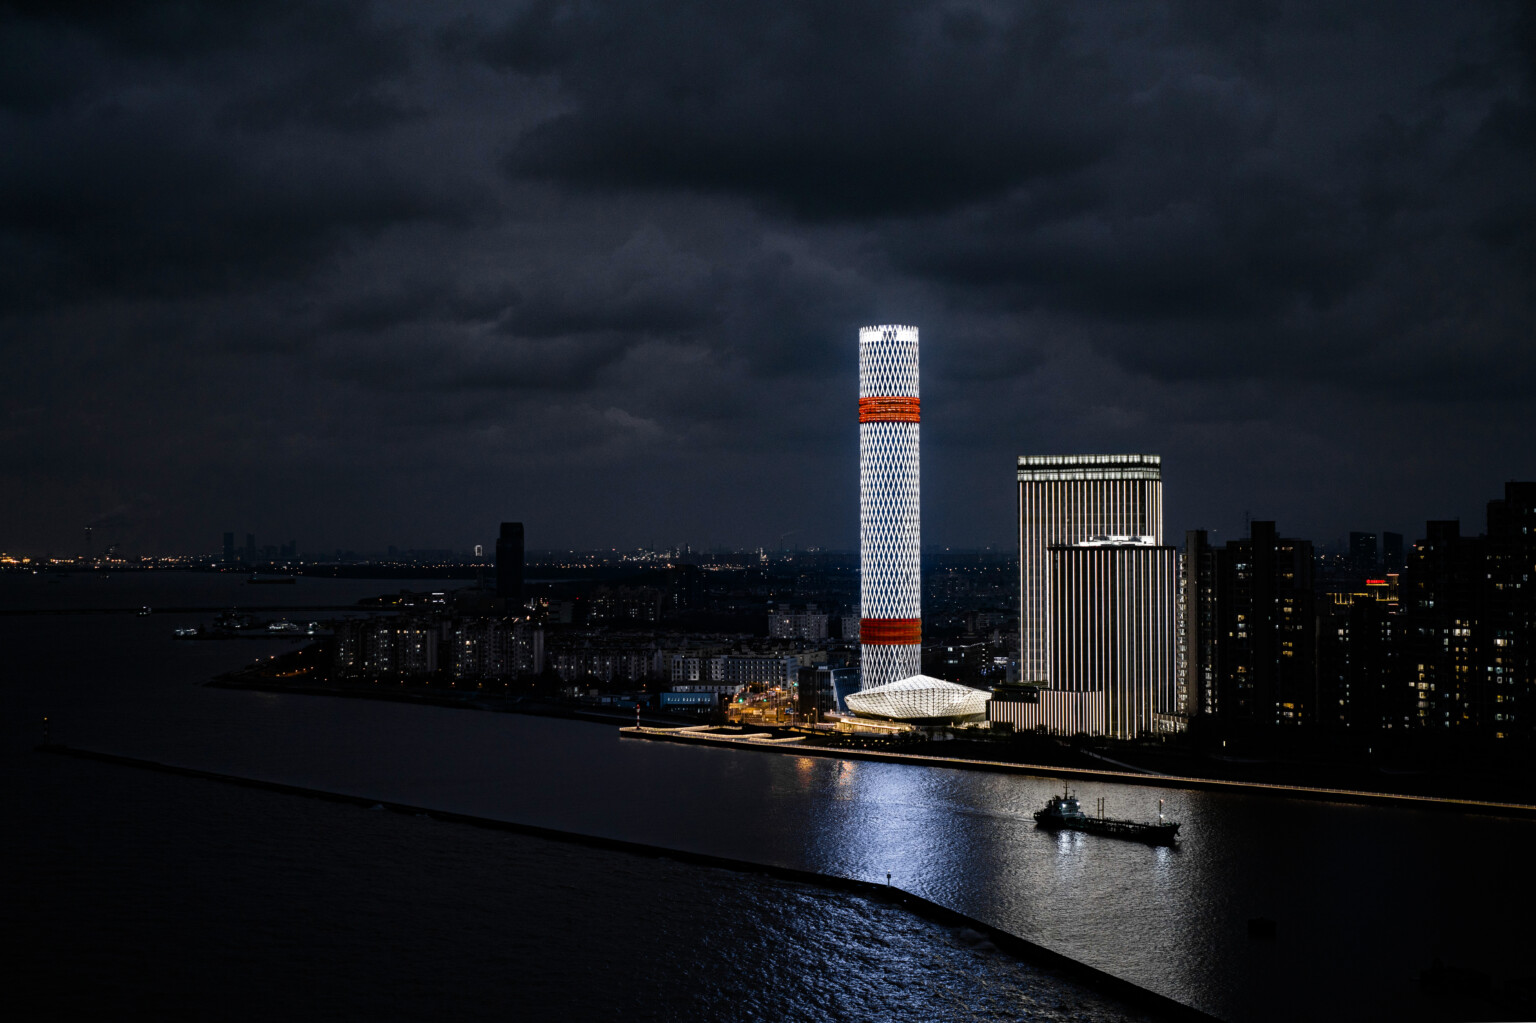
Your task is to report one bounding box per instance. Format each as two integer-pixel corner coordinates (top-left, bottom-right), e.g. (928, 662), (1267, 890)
(319, 278), (520, 335)
(894, 174), (1369, 324)
(0, 121), (471, 304)
(495, 227), (728, 339)
(479, 0), (1110, 218)
(0, 0), (1532, 554)
(470, 0), (1533, 389)
(0, 0), (471, 308)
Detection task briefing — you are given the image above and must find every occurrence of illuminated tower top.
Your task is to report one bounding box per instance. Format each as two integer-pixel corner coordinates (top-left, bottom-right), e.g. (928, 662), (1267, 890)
(859, 324), (919, 400)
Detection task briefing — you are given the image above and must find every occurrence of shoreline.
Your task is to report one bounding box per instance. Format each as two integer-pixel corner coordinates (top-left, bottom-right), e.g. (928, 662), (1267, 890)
(207, 675), (1536, 818)
(204, 676), (679, 727)
(620, 724), (1536, 819)
(36, 742), (1217, 1023)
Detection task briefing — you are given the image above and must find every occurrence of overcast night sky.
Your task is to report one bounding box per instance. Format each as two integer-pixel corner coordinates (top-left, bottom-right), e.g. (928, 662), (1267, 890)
(2, 1), (1532, 556)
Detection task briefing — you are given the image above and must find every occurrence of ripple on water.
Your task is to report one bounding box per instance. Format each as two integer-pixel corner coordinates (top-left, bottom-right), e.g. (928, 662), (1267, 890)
(9, 748), (1168, 1021)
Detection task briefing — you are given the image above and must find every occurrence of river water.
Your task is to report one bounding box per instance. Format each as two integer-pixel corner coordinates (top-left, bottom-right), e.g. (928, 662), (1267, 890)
(4, 572), (1530, 1021)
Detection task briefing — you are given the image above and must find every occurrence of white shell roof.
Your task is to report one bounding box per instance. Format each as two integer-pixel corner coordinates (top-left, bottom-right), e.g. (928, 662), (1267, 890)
(845, 674), (991, 721)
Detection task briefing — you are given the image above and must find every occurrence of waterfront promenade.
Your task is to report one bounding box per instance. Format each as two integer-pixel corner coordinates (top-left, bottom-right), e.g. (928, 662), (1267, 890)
(622, 724), (1536, 820)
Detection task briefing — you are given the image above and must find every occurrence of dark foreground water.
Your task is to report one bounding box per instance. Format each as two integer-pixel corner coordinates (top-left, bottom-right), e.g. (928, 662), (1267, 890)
(13, 751), (1151, 1022)
(4, 573), (1532, 1021)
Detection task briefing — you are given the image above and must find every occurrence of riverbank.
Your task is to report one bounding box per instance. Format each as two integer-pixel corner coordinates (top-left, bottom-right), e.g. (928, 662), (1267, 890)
(205, 675), (684, 727)
(36, 743), (1215, 1023)
(621, 724), (1536, 820)
(213, 669), (1536, 817)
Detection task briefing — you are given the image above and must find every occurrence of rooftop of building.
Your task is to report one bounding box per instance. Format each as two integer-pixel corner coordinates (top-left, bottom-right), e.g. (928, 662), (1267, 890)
(1050, 535), (1172, 550)
(1017, 453), (1162, 482)
(1017, 454), (1161, 467)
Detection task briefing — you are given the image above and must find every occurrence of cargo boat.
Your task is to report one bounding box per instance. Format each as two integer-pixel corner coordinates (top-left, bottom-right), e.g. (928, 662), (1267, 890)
(1034, 788), (1180, 845)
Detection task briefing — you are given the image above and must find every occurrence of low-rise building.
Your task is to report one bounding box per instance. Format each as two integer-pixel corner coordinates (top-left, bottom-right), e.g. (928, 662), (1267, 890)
(769, 612), (830, 641)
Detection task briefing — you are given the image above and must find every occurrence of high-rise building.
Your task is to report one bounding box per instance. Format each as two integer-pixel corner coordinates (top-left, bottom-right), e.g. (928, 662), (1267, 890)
(1485, 482), (1535, 741)
(1403, 519), (1485, 731)
(991, 537), (1176, 738)
(1016, 454), (1163, 684)
(1382, 531), (1405, 574)
(1053, 539), (1177, 737)
(496, 522), (524, 607)
(991, 455), (1168, 739)
(1381, 484), (1536, 740)
(1315, 580), (1402, 733)
(1180, 529), (1222, 720)
(1349, 531), (1380, 577)
(1188, 520), (1316, 729)
(1228, 521), (1316, 727)
(859, 325), (922, 689)
(1174, 483), (1533, 744)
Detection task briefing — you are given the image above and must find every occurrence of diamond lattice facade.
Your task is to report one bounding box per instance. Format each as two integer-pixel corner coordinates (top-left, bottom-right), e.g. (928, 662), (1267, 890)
(860, 325), (922, 688)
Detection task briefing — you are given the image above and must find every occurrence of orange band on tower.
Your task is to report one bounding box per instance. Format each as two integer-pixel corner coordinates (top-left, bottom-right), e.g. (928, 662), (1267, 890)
(860, 618), (921, 645)
(859, 397), (921, 423)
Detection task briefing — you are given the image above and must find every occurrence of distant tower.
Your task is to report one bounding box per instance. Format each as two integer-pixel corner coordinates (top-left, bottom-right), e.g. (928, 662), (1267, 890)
(1382, 531), (1404, 574)
(859, 325), (922, 689)
(1349, 531), (1380, 576)
(496, 522), (524, 607)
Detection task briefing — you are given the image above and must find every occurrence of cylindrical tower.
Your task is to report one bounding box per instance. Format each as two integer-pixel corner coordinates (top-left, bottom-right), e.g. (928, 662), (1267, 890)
(859, 324), (921, 689)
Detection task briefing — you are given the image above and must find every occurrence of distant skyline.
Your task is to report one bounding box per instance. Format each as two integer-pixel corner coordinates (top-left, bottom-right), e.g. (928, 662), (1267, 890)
(2, 2), (1531, 555)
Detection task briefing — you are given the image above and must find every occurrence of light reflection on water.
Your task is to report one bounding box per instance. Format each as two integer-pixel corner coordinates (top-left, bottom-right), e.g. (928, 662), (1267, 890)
(2, 576), (1531, 1023)
(12, 739), (1158, 1023)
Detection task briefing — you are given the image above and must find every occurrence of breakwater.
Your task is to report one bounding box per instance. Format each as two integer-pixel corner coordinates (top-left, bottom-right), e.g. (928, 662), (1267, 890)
(37, 742), (1217, 1023)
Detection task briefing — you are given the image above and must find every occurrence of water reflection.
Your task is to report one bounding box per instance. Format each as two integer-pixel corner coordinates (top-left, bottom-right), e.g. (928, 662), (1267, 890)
(5, 586), (1533, 1023)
